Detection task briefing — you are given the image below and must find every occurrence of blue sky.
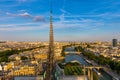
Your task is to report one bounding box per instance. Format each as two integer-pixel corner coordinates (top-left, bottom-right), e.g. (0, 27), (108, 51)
(0, 0), (120, 41)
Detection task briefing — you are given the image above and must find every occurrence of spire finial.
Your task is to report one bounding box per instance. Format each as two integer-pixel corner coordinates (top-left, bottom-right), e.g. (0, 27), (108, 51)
(50, 0), (52, 14)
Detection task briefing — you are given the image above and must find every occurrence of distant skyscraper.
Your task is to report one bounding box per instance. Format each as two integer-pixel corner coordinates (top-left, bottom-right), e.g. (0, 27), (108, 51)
(112, 39), (117, 47)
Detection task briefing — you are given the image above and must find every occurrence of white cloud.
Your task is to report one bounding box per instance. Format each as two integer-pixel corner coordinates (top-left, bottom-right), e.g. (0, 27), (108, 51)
(0, 17), (104, 31)
(6, 12), (31, 18)
(18, 9), (27, 12)
(0, 22), (48, 31)
(59, 14), (65, 22)
(55, 12), (120, 20)
(3, 11), (120, 32)
(6, 12), (45, 22)
(0, 25), (40, 31)
(17, 0), (34, 3)
(33, 16), (45, 22)
(0, 19), (119, 41)
(60, 9), (70, 14)
(19, 12), (31, 18)
(6, 12), (17, 16)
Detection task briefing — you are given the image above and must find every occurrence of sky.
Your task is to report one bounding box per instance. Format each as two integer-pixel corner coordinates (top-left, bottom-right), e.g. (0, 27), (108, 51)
(0, 0), (120, 41)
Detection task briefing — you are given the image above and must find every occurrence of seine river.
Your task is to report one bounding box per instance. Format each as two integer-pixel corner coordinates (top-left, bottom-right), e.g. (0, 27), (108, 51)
(65, 47), (112, 80)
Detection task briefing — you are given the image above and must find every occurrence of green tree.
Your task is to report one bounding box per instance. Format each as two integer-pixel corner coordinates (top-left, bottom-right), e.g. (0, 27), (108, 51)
(115, 62), (120, 74)
(21, 56), (28, 60)
(109, 61), (115, 70)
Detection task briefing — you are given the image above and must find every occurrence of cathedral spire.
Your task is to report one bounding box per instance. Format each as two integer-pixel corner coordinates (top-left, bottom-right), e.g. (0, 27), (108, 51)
(46, 1), (54, 80)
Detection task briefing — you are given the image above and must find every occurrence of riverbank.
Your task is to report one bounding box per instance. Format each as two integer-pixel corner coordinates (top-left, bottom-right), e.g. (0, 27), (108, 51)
(81, 54), (120, 79)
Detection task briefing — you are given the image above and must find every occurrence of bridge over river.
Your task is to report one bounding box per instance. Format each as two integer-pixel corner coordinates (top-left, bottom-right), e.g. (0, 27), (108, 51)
(65, 47), (113, 80)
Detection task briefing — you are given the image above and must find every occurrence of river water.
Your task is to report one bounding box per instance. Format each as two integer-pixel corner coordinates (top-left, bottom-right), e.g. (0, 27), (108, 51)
(65, 47), (112, 80)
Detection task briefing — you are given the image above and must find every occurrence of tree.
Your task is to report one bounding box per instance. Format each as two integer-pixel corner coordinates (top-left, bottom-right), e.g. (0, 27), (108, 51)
(115, 62), (120, 74)
(0, 56), (8, 62)
(109, 61), (116, 70)
(21, 56), (28, 60)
